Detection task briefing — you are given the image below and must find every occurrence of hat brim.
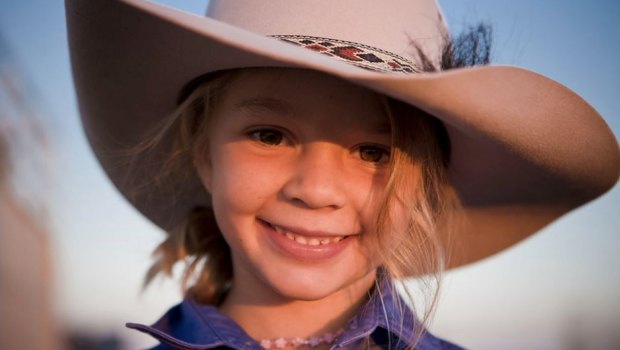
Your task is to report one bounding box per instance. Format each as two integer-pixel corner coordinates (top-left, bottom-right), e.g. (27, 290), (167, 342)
(66, 0), (620, 269)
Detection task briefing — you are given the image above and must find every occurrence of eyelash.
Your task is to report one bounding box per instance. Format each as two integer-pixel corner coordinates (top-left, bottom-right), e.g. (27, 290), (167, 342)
(248, 128), (287, 146)
(357, 145), (391, 164)
(247, 128), (390, 164)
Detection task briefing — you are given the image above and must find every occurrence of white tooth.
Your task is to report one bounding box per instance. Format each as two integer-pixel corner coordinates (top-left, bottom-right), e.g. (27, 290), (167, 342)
(308, 238), (320, 246)
(285, 232), (295, 241)
(295, 236), (308, 244)
(319, 239), (330, 245)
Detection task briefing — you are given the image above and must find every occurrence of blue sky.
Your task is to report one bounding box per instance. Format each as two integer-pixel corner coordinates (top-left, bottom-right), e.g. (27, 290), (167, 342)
(1, 1), (619, 349)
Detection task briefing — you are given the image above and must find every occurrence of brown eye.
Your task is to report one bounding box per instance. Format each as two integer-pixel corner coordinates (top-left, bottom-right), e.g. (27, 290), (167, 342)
(359, 145), (390, 164)
(250, 129), (284, 145)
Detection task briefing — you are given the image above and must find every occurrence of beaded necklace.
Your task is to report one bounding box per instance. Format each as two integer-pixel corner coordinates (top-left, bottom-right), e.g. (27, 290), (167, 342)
(259, 329), (343, 349)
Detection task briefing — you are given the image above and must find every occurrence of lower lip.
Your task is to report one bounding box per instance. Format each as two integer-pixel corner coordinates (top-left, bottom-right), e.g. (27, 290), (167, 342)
(259, 220), (352, 262)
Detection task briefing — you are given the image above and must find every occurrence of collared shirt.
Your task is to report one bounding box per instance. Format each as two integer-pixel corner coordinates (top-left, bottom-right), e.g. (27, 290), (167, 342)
(127, 279), (464, 350)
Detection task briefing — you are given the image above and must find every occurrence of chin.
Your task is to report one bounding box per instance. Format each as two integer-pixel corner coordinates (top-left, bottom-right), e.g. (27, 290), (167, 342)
(259, 265), (378, 302)
(270, 280), (340, 302)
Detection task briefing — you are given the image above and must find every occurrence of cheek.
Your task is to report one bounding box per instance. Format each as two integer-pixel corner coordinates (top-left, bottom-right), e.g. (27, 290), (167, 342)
(356, 172), (390, 220)
(209, 147), (284, 216)
(356, 172), (406, 259)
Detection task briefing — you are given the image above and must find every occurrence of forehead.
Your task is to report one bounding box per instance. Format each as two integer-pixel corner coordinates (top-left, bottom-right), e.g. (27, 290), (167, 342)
(215, 68), (390, 131)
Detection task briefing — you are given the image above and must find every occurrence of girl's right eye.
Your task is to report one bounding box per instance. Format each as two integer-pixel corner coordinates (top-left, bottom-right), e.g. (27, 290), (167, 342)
(249, 129), (284, 146)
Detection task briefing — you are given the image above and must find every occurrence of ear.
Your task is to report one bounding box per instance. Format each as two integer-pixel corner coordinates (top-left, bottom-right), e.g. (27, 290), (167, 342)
(195, 159), (213, 193)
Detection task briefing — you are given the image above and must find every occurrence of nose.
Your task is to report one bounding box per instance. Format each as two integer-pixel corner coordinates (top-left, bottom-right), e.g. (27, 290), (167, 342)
(281, 142), (347, 210)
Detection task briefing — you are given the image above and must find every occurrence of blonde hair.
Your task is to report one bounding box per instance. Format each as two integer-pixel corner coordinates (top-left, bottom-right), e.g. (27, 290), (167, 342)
(371, 97), (460, 346)
(136, 70), (240, 304)
(138, 68), (460, 347)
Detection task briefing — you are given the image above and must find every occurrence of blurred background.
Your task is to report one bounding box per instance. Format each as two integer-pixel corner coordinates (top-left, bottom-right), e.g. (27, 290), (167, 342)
(0, 1), (618, 349)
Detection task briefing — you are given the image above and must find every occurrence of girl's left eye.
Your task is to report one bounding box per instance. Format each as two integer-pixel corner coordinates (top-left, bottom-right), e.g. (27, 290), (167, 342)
(249, 129), (284, 146)
(358, 145), (390, 164)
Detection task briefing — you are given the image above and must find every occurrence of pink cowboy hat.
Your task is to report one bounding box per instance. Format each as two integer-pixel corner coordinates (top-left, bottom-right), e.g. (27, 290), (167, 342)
(66, 0), (620, 268)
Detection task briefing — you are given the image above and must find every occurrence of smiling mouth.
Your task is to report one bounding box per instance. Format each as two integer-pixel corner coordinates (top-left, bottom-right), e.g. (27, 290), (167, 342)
(263, 221), (349, 246)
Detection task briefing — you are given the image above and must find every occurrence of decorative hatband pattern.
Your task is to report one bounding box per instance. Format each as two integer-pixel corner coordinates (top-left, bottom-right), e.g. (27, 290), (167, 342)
(271, 35), (419, 74)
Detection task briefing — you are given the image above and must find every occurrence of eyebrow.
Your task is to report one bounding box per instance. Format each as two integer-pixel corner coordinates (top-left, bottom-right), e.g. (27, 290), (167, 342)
(373, 122), (391, 135)
(233, 96), (392, 135)
(233, 97), (294, 116)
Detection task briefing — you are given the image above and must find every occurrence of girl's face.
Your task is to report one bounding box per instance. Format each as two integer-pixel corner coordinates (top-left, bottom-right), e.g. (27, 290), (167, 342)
(198, 69), (391, 302)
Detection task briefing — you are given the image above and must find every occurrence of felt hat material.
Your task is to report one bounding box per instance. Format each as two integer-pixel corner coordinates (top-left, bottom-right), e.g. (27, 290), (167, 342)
(66, 0), (620, 268)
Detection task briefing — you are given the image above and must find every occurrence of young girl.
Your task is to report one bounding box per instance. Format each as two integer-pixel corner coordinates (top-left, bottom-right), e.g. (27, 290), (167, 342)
(66, 0), (620, 349)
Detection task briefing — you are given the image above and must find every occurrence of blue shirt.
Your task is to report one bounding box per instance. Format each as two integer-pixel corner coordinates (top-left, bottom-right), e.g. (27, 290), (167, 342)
(127, 278), (464, 350)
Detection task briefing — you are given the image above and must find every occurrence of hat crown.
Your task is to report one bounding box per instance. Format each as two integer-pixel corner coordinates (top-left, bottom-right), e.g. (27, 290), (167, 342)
(206, 0), (448, 66)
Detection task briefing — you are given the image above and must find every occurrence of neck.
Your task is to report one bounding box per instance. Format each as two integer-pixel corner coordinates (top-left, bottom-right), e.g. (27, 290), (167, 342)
(219, 267), (377, 342)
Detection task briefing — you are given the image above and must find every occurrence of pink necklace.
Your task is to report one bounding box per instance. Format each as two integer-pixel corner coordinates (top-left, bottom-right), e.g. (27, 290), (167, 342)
(258, 329), (343, 349)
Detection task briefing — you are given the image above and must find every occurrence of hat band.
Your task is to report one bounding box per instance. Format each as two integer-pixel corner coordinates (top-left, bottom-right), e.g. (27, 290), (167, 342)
(271, 35), (419, 74)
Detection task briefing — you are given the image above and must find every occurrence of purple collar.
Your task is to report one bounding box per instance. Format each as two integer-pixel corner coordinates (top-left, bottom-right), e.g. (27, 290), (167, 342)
(127, 277), (463, 349)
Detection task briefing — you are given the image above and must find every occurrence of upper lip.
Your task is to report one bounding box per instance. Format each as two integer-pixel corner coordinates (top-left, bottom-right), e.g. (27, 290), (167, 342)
(260, 219), (355, 238)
